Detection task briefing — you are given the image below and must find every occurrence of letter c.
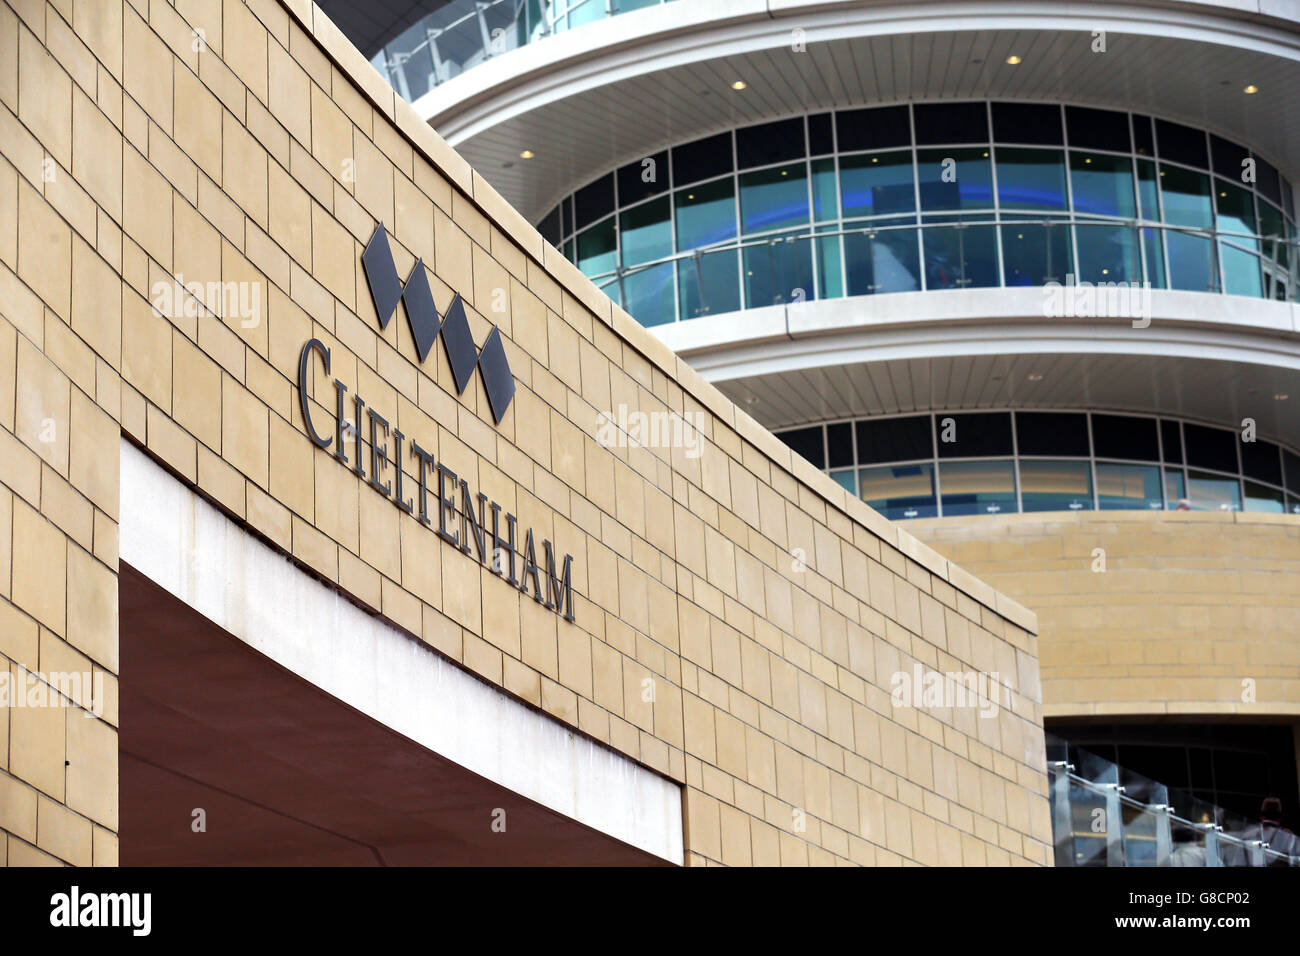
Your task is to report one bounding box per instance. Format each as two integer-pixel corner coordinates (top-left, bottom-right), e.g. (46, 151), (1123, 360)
(298, 338), (332, 449)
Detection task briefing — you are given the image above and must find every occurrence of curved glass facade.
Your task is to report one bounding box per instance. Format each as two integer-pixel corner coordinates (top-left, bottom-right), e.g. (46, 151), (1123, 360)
(537, 104), (1300, 326)
(371, 0), (677, 101)
(774, 410), (1300, 521)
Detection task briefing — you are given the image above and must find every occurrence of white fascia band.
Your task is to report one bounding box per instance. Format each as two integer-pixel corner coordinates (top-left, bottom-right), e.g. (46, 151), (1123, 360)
(119, 439), (684, 864)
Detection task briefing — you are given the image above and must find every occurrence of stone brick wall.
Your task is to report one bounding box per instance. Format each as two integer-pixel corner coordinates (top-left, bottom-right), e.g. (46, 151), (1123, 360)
(0, 0), (1050, 865)
(910, 511), (1300, 719)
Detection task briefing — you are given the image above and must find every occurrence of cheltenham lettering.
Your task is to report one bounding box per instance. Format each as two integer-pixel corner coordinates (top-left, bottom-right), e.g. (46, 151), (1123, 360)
(297, 339), (575, 622)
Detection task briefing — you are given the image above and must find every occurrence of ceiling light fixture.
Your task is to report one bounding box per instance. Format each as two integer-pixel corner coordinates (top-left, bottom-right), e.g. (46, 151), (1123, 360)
(519, 149), (534, 159)
(1028, 373), (1043, 381)
(1275, 393), (1289, 400)
(1006, 55), (1022, 65)
(731, 80), (747, 90)
(1243, 84), (1259, 94)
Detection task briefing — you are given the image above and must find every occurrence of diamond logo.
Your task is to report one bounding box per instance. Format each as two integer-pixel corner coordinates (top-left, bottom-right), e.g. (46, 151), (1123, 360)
(361, 223), (515, 424)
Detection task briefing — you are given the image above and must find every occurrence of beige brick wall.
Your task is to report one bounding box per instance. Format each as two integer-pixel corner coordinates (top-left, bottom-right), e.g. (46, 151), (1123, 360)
(0, 0), (1050, 865)
(910, 511), (1300, 719)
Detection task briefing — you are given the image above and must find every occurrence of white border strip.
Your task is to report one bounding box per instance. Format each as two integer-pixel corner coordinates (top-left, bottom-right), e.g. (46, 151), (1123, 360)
(119, 440), (683, 864)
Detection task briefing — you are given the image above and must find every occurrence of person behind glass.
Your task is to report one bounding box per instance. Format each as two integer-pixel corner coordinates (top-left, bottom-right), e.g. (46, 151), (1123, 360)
(1241, 797), (1300, 865)
(1176, 498), (1191, 511)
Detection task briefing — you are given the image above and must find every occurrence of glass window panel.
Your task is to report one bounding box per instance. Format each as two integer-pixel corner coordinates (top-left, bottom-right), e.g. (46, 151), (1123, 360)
(1156, 119), (1208, 168)
(1160, 165), (1213, 228)
(1160, 419), (1183, 463)
(1136, 159), (1160, 220)
(1166, 232), (1216, 292)
(808, 113), (834, 155)
(574, 174), (615, 231)
(1020, 459), (1093, 512)
(937, 412), (1013, 458)
(562, 237), (574, 263)
(1220, 242), (1262, 298)
(538, 207), (561, 246)
(1017, 412), (1090, 456)
(1141, 226), (1167, 289)
(674, 178), (737, 249)
(827, 422), (854, 468)
(1065, 105), (1132, 153)
(996, 148), (1067, 210)
(939, 460), (1017, 516)
(1164, 467), (1186, 508)
(671, 132), (733, 187)
(1074, 222), (1141, 284)
(836, 105), (912, 152)
(1096, 462), (1163, 510)
(1132, 114), (1155, 156)
(861, 464), (937, 520)
(743, 232), (814, 307)
(1070, 152), (1136, 218)
(1284, 449), (1300, 492)
(776, 426), (824, 469)
(1183, 423), (1238, 472)
(566, 0), (606, 28)
(917, 148), (994, 211)
(595, 275), (619, 307)
(1256, 158), (1282, 206)
(812, 158), (838, 221)
(1209, 135), (1250, 181)
(619, 197), (671, 266)
(844, 220), (921, 295)
(1240, 441), (1282, 486)
(1289, 494), (1300, 516)
(1091, 414), (1159, 461)
(922, 222), (998, 289)
(576, 219), (617, 277)
(855, 415), (933, 464)
(736, 118), (806, 169)
(829, 468), (856, 495)
(1000, 220), (1072, 286)
(739, 163), (809, 234)
(559, 197), (569, 240)
(814, 227), (844, 299)
(1187, 469), (1241, 511)
(677, 248), (740, 318)
(1243, 480), (1285, 513)
(617, 151), (668, 206)
(620, 262), (676, 327)
(914, 102), (988, 145)
(1215, 180), (1257, 238)
(839, 151), (916, 218)
(992, 102), (1062, 145)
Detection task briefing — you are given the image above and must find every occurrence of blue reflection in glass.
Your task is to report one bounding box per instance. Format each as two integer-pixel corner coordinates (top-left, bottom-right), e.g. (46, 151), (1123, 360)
(675, 179), (737, 249)
(917, 148), (994, 211)
(840, 151), (916, 218)
(859, 463), (937, 519)
(1074, 223), (1140, 284)
(1070, 152), (1136, 218)
(743, 232), (814, 307)
(740, 163), (809, 234)
(621, 262), (676, 326)
(996, 148), (1068, 211)
(844, 219), (921, 294)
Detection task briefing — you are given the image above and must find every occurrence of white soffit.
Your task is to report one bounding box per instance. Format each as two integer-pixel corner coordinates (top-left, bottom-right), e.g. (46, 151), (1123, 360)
(118, 440), (685, 865)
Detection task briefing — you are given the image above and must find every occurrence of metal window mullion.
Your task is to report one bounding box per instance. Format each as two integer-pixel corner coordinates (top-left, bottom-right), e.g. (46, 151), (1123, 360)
(932, 413), (944, 517)
(1011, 410), (1023, 514)
(909, 104), (925, 292)
(1086, 411), (1099, 510)
(989, 101), (1005, 287)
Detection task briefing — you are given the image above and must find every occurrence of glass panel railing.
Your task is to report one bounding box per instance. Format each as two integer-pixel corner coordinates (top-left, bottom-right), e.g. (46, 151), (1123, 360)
(1044, 733), (1300, 867)
(571, 220), (1299, 329)
(371, 0), (680, 98)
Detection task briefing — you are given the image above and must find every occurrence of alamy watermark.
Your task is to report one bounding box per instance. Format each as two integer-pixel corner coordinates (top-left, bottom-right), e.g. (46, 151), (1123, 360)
(596, 403), (706, 459)
(1043, 274), (1152, 327)
(890, 664), (1009, 718)
(150, 274), (262, 328)
(0, 665), (104, 717)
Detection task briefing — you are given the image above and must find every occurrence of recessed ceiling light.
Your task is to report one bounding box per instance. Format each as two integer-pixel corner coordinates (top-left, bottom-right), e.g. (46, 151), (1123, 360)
(519, 149), (534, 159)
(731, 80), (747, 90)
(1028, 372), (1043, 381)
(872, 157), (879, 163)
(1243, 84), (1259, 94)
(1084, 157), (1092, 164)
(1275, 393), (1289, 400)
(1006, 55), (1022, 65)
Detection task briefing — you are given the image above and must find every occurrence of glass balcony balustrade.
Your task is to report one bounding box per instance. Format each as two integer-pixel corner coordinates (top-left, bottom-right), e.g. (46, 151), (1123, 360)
(371, 0), (678, 101)
(1047, 733), (1300, 867)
